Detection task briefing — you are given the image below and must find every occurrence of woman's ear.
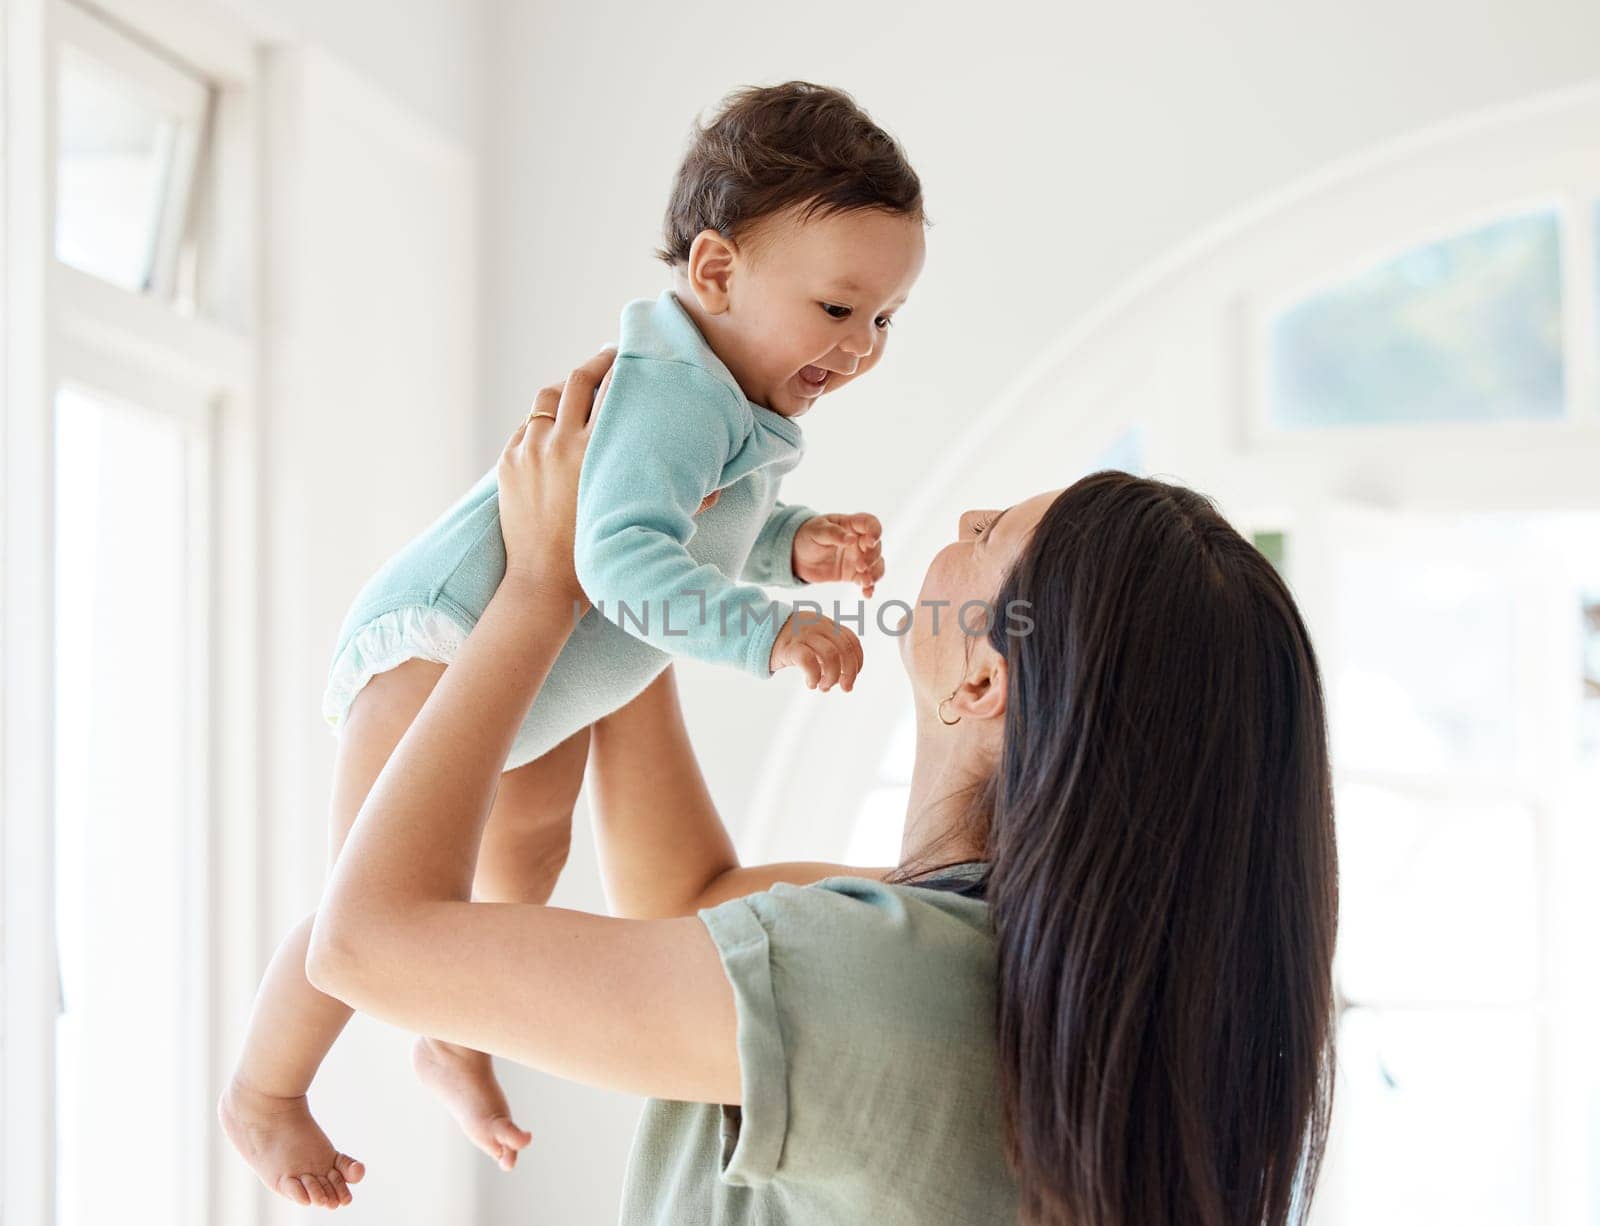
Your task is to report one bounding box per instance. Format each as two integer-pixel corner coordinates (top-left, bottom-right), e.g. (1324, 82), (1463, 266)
(951, 651), (1008, 724)
(685, 229), (737, 314)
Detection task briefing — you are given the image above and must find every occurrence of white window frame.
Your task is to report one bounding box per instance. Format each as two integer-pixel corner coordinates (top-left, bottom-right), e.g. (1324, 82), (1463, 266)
(1236, 102), (1600, 456)
(2, 2), (263, 1224)
(52, 0), (209, 299)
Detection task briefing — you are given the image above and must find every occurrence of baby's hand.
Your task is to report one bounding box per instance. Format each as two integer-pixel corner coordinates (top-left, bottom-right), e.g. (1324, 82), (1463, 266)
(768, 609), (864, 692)
(792, 513), (884, 598)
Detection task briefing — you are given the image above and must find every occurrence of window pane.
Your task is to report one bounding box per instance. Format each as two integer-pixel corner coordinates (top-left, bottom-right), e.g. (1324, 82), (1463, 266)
(1269, 211), (1565, 428)
(1335, 783), (1537, 1003)
(1251, 529), (1287, 572)
(1335, 1007), (1537, 1226)
(54, 385), (195, 1226)
(1333, 548), (1518, 777)
(55, 48), (180, 292)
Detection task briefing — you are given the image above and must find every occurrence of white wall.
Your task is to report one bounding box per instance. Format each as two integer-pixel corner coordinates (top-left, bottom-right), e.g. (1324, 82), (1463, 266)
(474, 2), (1600, 1221)
(231, 0), (485, 148)
(258, 46), (482, 1226)
(477, 0), (1600, 827)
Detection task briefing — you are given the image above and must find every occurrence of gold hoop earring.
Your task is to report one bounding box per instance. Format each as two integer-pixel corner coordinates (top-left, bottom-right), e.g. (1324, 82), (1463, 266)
(937, 691), (961, 726)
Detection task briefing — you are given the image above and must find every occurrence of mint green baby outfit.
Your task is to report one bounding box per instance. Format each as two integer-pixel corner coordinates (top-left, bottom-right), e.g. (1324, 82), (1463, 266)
(322, 291), (816, 769)
(620, 865), (1022, 1224)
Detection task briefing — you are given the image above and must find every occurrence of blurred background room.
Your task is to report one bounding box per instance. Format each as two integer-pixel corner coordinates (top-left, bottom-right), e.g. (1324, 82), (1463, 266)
(3, 0), (1599, 1222)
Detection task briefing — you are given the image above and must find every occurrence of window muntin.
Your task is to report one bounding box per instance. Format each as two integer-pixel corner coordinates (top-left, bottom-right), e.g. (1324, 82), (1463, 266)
(1268, 211), (1566, 429)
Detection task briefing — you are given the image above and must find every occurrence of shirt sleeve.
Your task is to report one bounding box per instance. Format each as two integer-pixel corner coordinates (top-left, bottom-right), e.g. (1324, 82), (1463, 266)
(573, 355), (797, 679)
(738, 500), (816, 588)
(697, 877), (992, 1190)
(697, 899), (790, 1187)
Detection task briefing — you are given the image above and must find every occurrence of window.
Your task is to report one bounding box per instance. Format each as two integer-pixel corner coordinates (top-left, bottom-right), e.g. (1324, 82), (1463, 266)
(3, 5), (257, 1224)
(53, 14), (209, 299)
(1268, 210), (1567, 429)
(1321, 509), (1600, 1226)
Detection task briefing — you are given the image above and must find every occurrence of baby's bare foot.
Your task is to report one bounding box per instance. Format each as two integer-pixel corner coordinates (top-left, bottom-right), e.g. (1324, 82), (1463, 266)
(218, 1077), (365, 1209)
(412, 1036), (532, 1171)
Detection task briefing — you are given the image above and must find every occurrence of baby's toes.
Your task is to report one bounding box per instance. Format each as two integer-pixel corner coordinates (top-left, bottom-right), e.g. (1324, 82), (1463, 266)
(292, 1174), (325, 1207)
(326, 1168), (352, 1206)
(276, 1174), (311, 1206)
(301, 1175), (325, 1208)
(319, 1173), (342, 1208)
(335, 1153), (365, 1184)
(493, 1117), (532, 1153)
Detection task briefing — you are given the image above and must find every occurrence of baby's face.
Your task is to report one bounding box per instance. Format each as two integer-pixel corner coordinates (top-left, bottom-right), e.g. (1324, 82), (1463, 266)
(715, 206), (926, 418)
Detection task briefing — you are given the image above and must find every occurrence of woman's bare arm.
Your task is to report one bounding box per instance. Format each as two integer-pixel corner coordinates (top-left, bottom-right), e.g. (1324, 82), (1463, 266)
(588, 666), (893, 920)
(307, 357), (742, 1105)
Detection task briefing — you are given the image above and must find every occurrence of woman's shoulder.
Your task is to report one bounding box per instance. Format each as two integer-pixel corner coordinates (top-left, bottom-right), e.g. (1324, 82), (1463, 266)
(755, 863), (988, 924)
(699, 864), (996, 1022)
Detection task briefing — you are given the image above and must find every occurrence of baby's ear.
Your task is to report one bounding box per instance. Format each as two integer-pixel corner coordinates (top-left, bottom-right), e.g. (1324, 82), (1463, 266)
(685, 230), (736, 314)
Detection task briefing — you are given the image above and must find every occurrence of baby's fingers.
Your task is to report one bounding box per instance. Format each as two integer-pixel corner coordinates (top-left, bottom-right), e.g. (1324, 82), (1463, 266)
(839, 628), (864, 692)
(848, 536), (882, 576)
(818, 628), (865, 693)
(805, 636), (841, 692)
(785, 645), (822, 689)
(804, 515), (855, 546)
(846, 512), (882, 543)
(857, 554), (886, 596)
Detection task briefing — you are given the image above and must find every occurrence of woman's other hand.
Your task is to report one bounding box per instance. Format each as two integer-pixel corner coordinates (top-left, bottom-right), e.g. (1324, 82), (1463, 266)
(497, 347), (615, 610)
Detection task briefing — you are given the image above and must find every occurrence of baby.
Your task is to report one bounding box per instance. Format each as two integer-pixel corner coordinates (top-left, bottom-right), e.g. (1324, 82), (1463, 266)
(220, 80), (926, 1207)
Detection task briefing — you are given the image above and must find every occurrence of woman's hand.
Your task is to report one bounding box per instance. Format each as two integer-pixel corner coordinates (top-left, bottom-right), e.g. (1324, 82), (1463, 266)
(497, 347), (615, 610)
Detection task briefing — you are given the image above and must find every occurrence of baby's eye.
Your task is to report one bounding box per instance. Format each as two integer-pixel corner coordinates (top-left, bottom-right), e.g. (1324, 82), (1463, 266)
(821, 303), (852, 320)
(874, 315), (894, 331)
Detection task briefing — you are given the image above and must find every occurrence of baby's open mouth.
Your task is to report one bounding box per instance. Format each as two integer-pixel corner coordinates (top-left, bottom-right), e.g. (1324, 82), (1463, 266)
(794, 365), (829, 396)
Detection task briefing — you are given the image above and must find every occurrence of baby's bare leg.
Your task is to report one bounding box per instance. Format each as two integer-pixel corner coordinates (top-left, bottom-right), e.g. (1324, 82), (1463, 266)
(474, 724), (589, 904)
(412, 725), (591, 1165)
(220, 659), (448, 1209)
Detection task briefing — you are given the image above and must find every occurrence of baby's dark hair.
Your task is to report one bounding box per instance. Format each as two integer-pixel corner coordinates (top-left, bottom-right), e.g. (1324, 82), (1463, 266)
(657, 81), (924, 266)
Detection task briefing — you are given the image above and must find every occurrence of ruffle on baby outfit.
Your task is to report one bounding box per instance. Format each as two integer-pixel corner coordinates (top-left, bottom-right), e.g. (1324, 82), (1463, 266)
(321, 605), (470, 729)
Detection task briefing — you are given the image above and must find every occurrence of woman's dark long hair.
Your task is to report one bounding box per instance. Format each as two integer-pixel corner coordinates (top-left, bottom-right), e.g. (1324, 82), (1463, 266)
(911, 472), (1338, 1225)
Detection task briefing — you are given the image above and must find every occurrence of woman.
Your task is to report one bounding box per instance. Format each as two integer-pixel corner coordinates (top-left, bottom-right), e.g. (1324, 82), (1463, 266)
(307, 349), (1339, 1225)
